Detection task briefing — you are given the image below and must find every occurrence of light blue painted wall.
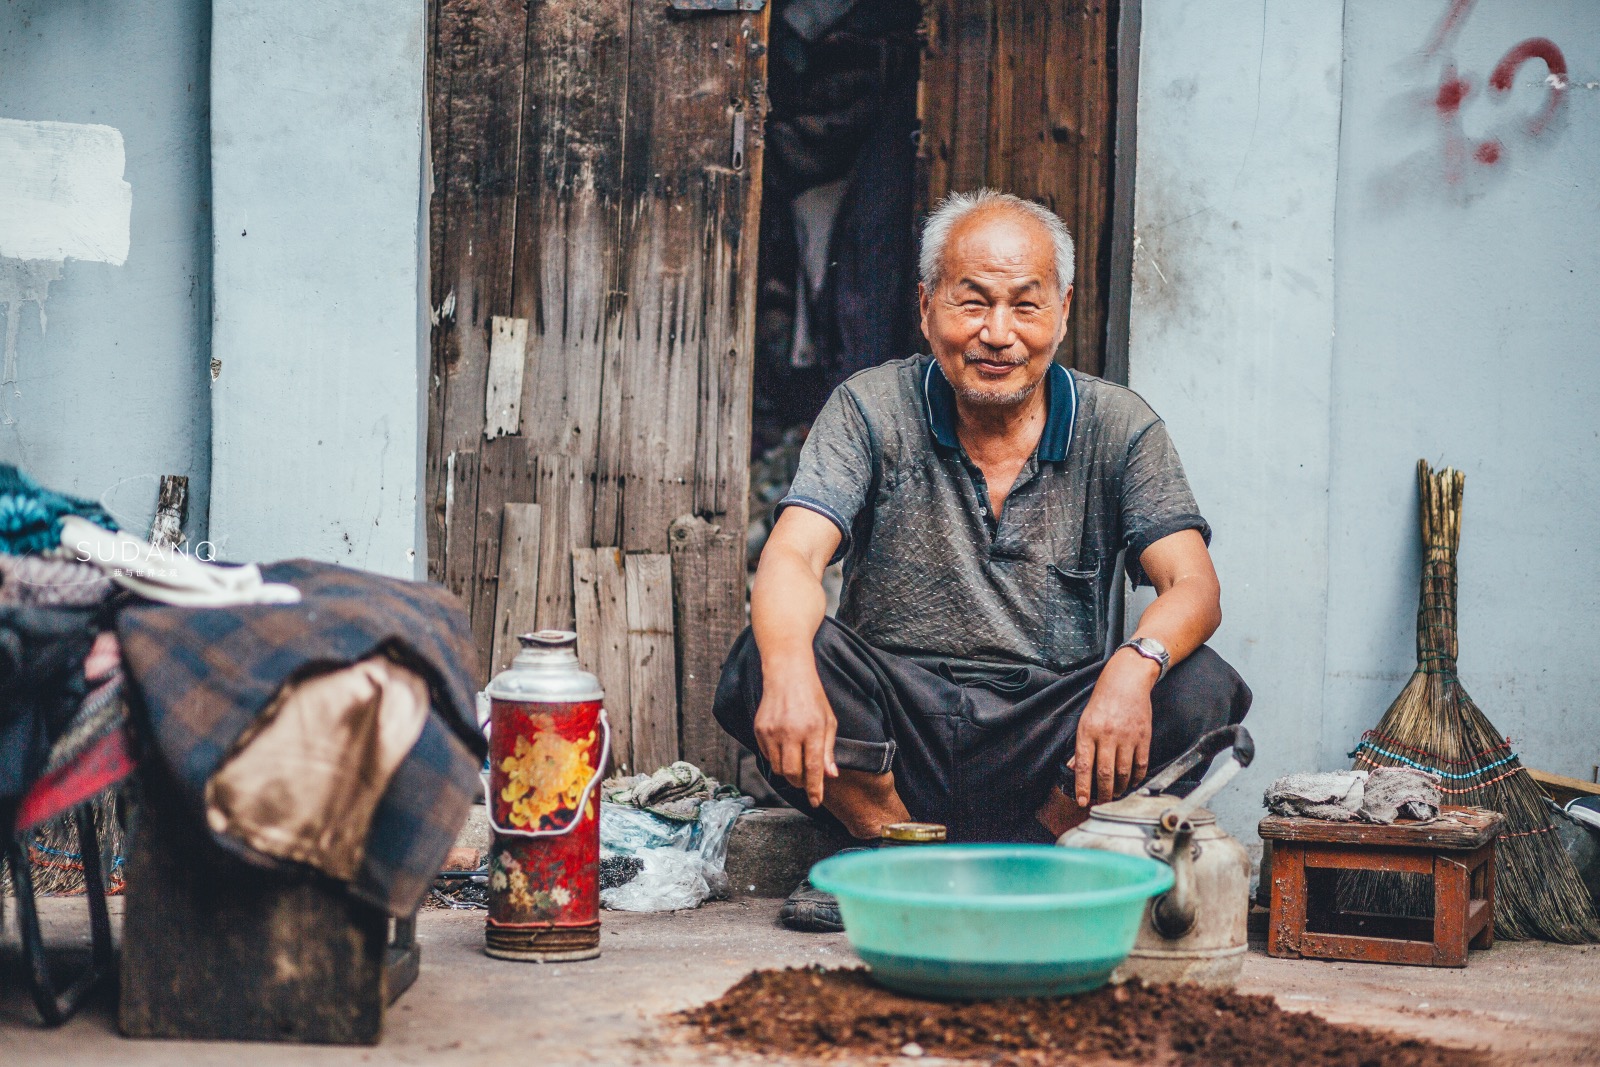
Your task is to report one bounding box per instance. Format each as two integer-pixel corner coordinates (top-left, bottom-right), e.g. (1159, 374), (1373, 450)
(207, 0), (429, 578)
(1131, 0), (1600, 840)
(1324, 0), (1600, 783)
(0, 1), (212, 541)
(1128, 0), (1346, 838)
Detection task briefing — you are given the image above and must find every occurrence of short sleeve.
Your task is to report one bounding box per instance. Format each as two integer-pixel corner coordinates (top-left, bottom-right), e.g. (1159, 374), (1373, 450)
(1121, 419), (1211, 587)
(776, 385), (875, 563)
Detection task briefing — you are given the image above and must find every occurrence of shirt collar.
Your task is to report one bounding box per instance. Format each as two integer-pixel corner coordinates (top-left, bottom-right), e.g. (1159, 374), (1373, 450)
(923, 357), (1077, 463)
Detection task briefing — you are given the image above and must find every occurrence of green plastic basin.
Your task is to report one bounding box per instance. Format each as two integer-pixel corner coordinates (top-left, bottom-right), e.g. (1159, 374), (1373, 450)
(808, 845), (1174, 999)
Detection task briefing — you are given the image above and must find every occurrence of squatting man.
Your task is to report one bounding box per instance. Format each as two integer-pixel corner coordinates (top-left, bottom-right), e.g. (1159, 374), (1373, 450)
(713, 190), (1252, 931)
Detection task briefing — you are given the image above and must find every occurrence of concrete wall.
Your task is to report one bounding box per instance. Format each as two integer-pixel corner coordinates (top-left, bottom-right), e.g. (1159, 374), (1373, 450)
(1130, 0), (1600, 838)
(1323, 0), (1600, 783)
(1127, 0), (1345, 836)
(0, 1), (212, 541)
(208, 0), (429, 577)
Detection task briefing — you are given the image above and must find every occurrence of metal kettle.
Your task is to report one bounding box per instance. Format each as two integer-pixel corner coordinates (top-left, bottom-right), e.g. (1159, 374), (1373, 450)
(1058, 726), (1255, 986)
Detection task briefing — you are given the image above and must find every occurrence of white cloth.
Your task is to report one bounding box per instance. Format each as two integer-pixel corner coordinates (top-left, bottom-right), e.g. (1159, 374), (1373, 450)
(59, 516), (301, 607)
(1265, 767), (1441, 824)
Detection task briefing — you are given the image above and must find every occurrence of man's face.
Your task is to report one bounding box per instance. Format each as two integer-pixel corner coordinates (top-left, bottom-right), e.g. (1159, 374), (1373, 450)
(919, 208), (1072, 409)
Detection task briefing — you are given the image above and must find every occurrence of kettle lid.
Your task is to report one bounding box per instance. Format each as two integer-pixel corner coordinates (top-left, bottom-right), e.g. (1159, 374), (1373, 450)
(1089, 793), (1218, 827)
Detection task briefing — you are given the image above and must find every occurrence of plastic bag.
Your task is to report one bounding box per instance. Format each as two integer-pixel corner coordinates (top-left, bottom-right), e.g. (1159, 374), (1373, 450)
(600, 847), (711, 911)
(600, 803), (694, 853)
(598, 796), (748, 912)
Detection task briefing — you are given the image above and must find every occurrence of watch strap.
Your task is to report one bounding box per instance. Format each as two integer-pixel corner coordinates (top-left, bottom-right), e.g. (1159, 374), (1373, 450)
(1118, 637), (1170, 681)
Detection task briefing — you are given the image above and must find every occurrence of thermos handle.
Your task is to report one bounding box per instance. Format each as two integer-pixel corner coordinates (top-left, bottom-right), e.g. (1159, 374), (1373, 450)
(485, 709), (612, 839)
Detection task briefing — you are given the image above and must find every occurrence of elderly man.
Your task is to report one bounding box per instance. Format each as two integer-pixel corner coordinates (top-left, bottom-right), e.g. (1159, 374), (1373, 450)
(714, 190), (1251, 930)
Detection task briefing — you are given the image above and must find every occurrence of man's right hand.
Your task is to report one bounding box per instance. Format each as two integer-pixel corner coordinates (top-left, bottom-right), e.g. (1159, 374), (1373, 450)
(753, 663), (839, 808)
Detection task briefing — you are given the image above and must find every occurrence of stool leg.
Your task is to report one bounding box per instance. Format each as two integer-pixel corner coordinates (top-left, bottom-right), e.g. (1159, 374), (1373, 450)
(1268, 843), (1306, 958)
(4, 807), (115, 1027)
(1473, 850), (1495, 949)
(1433, 855), (1469, 967)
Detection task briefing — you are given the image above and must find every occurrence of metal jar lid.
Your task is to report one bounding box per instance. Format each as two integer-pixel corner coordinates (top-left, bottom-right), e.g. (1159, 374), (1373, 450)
(880, 821), (947, 844)
(484, 630), (603, 702)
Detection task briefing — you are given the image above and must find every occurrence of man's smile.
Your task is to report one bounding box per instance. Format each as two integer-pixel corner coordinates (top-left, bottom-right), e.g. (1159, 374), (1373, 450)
(965, 353), (1026, 377)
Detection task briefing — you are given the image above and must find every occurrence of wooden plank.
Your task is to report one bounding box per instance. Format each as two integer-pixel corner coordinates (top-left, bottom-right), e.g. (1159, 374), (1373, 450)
(949, 0), (995, 190)
(426, 0), (528, 584)
(1433, 854), (1470, 966)
(1529, 766), (1600, 805)
(442, 448), (480, 608)
(1267, 842), (1306, 959)
(511, 0), (633, 548)
(1300, 846), (1435, 876)
(489, 503), (542, 679)
(914, 0), (995, 225)
(987, 0), (1113, 375)
(468, 437), (536, 676)
(1258, 807), (1503, 849)
(1298, 932), (1441, 967)
(483, 315), (528, 438)
(601, 3), (768, 554)
(1101, 0), (1142, 385)
(149, 474), (188, 551)
(424, 0), (449, 578)
(532, 454), (578, 631)
(668, 516), (744, 784)
(625, 553), (677, 774)
(916, 0), (1114, 375)
(573, 547), (633, 775)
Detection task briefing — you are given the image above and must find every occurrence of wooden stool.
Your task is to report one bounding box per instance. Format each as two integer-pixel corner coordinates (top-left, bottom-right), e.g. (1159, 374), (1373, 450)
(1260, 805), (1502, 967)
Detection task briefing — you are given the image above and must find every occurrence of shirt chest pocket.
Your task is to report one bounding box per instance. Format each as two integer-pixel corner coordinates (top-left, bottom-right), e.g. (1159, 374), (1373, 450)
(1045, 560), (1103, 671)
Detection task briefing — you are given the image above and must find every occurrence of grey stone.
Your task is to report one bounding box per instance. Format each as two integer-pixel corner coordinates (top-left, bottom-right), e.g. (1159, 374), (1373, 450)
(724, 807), (850, 898)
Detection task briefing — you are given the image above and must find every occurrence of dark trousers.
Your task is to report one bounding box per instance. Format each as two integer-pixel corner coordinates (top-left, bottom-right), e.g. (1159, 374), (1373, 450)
(713, 617), (1252, 843)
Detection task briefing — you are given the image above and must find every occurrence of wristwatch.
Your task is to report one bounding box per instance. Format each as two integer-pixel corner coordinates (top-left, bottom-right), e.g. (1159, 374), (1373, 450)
(1118, 636), (1170, 681)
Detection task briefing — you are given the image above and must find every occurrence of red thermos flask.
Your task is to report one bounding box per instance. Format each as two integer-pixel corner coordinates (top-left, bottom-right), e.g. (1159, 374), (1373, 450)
(483, 630), (610, 962)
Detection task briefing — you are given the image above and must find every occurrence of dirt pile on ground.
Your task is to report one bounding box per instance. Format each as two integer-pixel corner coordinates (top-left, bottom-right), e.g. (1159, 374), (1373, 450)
(679, 967), (1485, 1067)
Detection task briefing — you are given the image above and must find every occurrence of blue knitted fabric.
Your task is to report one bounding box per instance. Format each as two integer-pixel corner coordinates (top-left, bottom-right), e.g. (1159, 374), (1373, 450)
(0, 466), (119, 556)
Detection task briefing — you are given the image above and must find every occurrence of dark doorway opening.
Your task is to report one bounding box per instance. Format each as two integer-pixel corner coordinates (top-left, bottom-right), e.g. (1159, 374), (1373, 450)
(750, 0), (924, 463)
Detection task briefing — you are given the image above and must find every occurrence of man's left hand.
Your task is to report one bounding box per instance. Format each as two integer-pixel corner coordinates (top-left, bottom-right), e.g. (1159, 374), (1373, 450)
(1072, 650), (1157, 805)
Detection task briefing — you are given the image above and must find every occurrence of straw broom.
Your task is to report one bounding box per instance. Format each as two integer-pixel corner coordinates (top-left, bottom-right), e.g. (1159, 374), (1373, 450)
(1347, 461), (1600, 942)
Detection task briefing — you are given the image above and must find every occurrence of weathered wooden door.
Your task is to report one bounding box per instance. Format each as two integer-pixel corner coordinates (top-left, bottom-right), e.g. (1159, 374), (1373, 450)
(427, 0), (767, 781)
(916, 0), (1122, 377)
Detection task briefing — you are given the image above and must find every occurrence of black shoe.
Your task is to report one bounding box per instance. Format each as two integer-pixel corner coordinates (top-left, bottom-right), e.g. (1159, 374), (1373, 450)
(779, 875), (843, 932)
(778, 844), (879, 932)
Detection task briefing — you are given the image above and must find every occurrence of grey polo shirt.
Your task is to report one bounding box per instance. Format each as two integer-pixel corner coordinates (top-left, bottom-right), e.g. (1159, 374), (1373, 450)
(777, 356), (1210, 673)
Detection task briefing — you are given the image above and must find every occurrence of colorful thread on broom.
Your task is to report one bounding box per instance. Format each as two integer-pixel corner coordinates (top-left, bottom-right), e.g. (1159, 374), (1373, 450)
(1357, 730), (1512, 766)
(1349, 740), (1519, 780)
(1498, 824), (1557, 839)
(1352, 751), (1528, 793)
(29, 842), (126, 869)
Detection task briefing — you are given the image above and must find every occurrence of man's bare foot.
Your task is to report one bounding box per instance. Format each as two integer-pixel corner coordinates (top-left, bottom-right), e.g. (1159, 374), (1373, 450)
(820, 768), (911, 840)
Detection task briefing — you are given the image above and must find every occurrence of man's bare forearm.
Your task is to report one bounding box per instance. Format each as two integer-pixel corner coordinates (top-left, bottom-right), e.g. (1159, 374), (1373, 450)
(750, 543), (830, 682)
(1124, 572), (1221, 670)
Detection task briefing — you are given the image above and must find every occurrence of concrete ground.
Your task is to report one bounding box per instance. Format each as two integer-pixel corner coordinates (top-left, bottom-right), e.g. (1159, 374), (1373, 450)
(3, 896), (1598, 1066)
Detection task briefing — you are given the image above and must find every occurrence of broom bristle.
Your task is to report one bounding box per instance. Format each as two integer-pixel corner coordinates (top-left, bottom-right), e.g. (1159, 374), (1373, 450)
(1346, 461), (1600, 942)
(0, 789), (126, 898)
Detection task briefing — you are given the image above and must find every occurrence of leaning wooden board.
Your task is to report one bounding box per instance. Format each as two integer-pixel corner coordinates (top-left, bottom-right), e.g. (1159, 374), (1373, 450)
(427, 3), (768, 783)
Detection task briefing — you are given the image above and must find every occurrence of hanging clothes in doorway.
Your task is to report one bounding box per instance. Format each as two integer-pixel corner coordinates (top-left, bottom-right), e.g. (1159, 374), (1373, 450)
(752, 0), (921, 457)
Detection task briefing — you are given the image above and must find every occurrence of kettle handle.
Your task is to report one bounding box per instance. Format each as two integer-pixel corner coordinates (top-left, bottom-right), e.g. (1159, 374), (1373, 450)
(1140, 725), (1254, 797)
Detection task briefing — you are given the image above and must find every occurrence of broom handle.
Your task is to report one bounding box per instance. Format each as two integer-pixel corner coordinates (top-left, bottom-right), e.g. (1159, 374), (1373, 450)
(1415, 461), (1462, 673)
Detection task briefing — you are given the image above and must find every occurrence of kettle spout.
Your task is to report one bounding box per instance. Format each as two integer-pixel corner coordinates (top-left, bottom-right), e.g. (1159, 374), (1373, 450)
(1150, 820), (1198, 940)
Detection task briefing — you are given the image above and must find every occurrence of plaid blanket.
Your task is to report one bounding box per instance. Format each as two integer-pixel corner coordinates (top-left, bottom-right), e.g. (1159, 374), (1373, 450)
(116, 559), (487, 917)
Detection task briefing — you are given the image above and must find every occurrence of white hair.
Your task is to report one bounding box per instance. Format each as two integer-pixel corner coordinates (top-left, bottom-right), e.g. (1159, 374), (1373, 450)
(919, 189), (1075, 299)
